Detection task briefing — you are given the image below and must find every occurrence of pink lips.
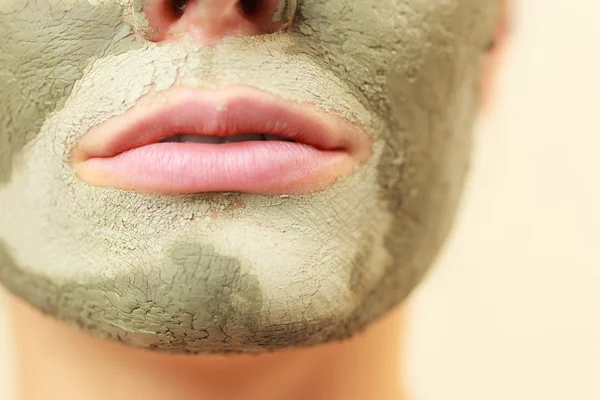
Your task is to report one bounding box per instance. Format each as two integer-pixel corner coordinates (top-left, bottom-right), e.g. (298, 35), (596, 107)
(72, 86), (371, 195)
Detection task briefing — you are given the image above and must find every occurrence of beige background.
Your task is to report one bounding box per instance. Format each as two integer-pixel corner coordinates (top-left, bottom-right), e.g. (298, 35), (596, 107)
(1, 0), (599, 399)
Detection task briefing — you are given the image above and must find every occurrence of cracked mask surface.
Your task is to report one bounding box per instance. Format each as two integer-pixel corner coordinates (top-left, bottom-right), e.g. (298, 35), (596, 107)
(0, 0), (499, 353)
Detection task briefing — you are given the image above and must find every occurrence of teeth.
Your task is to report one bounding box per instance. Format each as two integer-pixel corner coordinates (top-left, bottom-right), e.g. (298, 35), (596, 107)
(178, 134), (223, 144)
(159, 134), (296, 143)
(223, 134), (264, 143)
(160, 135), (181, 143)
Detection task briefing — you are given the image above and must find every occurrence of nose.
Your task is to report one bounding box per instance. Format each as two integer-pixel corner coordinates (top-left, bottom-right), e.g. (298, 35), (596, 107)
(140, 0), (297, 43)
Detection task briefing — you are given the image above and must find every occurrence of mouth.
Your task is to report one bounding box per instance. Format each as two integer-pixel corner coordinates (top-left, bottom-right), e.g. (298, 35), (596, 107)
(71, 86), (371, 195)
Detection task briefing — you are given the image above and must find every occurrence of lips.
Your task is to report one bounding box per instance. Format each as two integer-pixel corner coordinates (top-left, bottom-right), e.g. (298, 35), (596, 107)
(72, 86), (371, 195)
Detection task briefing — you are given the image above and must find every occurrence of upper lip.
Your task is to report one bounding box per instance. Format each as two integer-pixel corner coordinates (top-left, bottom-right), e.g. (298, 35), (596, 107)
(71, 85), (371, 163)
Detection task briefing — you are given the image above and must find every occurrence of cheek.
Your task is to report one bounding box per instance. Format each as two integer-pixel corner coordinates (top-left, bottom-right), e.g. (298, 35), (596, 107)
(0, 0), (140, 185)
(370, 2), (500, 296)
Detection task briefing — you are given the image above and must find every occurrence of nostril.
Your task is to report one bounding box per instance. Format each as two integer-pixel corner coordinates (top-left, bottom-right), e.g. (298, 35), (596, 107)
(141, 0), (297, 43)
(168, 0), (265, 19)
(170, 0), (190, 18)
(238, 0), (297, 25)
(239, 0), (261, 16)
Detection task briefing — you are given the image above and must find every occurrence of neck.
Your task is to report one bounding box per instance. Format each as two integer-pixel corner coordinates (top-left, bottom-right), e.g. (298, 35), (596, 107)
(8, 297), (406, 400)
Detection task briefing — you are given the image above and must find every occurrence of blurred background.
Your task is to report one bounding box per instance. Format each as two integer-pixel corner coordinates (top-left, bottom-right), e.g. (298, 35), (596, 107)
(1, 0), (598, 399)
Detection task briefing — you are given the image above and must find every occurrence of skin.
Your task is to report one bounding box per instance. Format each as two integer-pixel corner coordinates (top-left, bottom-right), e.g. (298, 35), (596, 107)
(9, 297), (407, 400)
(0, 0), (500, 353)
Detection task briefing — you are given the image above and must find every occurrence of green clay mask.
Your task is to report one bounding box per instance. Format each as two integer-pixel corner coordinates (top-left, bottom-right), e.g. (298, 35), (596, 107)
(0, 0), (499, 353)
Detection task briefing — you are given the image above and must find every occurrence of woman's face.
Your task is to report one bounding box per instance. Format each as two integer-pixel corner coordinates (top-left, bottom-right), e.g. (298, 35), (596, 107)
(0, 0), (499, 353)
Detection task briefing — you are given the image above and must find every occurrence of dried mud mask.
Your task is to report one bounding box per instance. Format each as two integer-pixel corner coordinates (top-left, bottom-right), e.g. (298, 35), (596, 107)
(0, 0), (500, 353)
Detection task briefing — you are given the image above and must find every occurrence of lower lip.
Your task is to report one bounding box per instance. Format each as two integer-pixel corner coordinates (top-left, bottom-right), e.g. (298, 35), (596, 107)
(74, 141), (355, 195)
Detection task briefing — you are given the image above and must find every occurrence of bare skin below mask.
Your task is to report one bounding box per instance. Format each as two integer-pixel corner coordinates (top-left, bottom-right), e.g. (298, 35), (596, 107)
(0, 0), (500, 353)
